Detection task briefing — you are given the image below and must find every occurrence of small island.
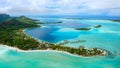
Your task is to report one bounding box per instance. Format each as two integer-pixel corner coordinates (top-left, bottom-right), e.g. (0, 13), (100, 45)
(75, 28), (91, 30)
(93, 25), (102, 28)
(39, 21), (62, 24)
(0, 14), (107, 56)
(111, 20), (120, 22)
(75, 25), (102, 31)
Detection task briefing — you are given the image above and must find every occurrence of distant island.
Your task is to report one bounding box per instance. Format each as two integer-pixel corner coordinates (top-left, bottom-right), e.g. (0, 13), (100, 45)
(0, 14), (107, 56)
(39, 21), (62, 24)
(111, 20), (120, 22)
(75, 25), (102, 31)
(0, 14), (10, 22)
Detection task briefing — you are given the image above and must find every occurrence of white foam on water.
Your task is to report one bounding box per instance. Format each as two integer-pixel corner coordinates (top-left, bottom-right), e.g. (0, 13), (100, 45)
(0, 45), (10, 57)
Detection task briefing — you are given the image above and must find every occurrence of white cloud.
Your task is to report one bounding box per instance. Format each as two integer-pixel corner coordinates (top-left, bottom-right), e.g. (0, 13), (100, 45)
(0, 0), (120, 16)
(85, 0), (120, 10)
(107, 9), (120, 16)
(0, 6), (12, 13)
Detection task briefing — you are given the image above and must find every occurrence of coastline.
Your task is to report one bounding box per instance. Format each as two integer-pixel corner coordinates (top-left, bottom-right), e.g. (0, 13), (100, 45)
(0, 16), (107, 57)
(0, 44), (92, 58)
(23, 28), (107, 57)
(0, 43), (107, 58)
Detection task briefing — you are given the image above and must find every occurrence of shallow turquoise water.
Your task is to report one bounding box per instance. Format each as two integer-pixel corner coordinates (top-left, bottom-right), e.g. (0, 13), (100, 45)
(0, 18), (120, 68)
(0, 46), (120, 68)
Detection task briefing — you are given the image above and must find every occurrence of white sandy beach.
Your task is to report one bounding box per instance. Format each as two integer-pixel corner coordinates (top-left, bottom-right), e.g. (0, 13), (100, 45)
(0, 44), (93, 58)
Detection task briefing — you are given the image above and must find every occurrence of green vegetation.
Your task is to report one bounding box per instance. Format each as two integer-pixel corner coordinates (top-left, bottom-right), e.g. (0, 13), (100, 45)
(93, 25), (101, 28)
(49, 45), (106, 56)
(75, 28), (91, 30)
(0, 16), (40, 50)
(39, 21), (62, 24)
(112, 20), (120, 22)
(0, 14), (10, 23)
(75, 25), (102, 31)
(0, 14), (106, 56)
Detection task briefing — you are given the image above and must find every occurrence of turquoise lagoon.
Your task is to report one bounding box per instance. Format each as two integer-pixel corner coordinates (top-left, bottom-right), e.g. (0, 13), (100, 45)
(0, 17), (120, 68)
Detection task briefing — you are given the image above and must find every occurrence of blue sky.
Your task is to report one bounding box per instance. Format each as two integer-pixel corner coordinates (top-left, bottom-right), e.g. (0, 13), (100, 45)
(0, 0), (120, 17)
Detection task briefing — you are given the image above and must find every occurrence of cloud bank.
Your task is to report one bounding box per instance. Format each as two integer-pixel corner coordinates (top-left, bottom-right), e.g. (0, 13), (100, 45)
(0, 0), (120, 16)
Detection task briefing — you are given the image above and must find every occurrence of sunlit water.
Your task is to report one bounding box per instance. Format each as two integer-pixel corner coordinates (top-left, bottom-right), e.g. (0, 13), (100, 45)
(0, 17), (120, 68)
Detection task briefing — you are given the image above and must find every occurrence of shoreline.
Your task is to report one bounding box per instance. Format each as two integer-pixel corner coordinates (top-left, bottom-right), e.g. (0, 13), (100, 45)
(0, 44), (107, 58)
(0, 16), (107, 57)
(23, 29), (107, 57)
(0, 44), (93, 58)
